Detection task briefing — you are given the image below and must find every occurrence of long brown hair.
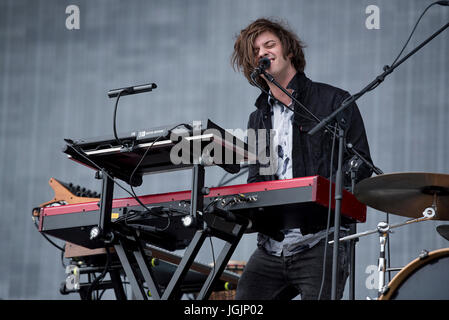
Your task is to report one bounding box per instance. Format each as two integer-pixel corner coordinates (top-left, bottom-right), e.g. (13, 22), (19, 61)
(231, 18), (306, 91)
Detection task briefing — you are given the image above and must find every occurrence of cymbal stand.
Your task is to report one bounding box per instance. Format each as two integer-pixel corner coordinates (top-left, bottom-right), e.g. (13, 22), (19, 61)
(329, 198), (437, 297)
(377, 221), (389, 297)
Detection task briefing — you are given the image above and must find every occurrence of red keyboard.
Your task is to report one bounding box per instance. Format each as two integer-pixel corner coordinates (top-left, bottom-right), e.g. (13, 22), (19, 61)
(38, 175), (366, 250)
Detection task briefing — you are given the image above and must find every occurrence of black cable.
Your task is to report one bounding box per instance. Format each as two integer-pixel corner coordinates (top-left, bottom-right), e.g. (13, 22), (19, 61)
(128, 134), (165, 202)
(67, 144), (174, 235)
(390, 1), (440, 69)
(128, 133), (170, 215)
(204, 198), (222, 214)
(125, 123), (194, 229)
(113, 90), (125, 146)
(63, 123), (196, 237)
(128, 122), (193, 189)
(68, 143), (171, 222)
(61, 244), (68, 268)
(67, 144), (143, 205)
(360, 1), (441, 95)
(206, 235), (216, 296)
(86, 246), (112, 300)
(318, 124), (338, 300)
(33, 218), (65, 252)
(217, 163), (249, 187)
(113, 209), (142, 223)
(98, 289), (107, 300)
(119, 208), (190, 233)
(216, 167), (249, 187)
(127, 123), (192, 208)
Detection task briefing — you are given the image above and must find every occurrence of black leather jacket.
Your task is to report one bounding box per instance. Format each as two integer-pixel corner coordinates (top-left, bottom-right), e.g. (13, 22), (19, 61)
(247, 72), (373, 235)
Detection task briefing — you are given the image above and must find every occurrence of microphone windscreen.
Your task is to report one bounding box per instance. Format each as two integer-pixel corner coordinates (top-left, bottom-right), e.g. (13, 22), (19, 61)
(259, 57), (271, 69)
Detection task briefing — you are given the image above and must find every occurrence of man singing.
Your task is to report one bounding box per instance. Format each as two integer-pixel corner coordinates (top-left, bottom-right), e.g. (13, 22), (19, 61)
(231, 18), (372, 300)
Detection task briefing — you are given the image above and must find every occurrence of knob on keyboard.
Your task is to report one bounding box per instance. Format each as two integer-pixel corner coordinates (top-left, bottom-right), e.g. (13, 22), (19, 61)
(56, 178), (101, 199)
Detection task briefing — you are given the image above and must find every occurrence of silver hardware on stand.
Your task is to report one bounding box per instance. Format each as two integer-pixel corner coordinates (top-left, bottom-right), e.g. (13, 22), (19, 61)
(329, 201), (437, 299)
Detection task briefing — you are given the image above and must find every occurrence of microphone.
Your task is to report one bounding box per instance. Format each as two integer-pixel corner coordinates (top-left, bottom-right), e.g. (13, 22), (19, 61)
(251, 57), (271, 78)
(108, 83), (157, 98)
(436, 1), (449, 5)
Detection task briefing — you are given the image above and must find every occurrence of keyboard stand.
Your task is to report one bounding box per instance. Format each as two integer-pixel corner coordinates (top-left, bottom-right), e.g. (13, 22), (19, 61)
(114, 233), (162, 300)
(109, 163), (250, 300)
(161, 214), (250, 300)
(60, 119), (255, 300)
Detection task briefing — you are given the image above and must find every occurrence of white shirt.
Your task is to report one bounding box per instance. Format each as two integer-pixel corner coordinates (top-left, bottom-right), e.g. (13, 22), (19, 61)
(263, 94), (343, 257)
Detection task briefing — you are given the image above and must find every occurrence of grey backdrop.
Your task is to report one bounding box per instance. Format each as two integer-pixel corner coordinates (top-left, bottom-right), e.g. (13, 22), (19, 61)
(0, 0), (448, 300)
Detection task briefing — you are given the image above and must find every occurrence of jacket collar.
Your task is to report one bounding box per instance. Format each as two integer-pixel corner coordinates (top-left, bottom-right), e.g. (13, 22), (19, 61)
(254, 71), (309, 112)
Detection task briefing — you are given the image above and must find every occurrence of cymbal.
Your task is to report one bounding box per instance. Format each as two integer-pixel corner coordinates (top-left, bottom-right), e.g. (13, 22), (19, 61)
(354, 172), (449, 220)
(436, 225), (449, 241)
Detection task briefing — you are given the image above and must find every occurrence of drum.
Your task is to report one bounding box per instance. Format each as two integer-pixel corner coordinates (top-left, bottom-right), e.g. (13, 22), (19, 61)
(379, 248), (449, 300)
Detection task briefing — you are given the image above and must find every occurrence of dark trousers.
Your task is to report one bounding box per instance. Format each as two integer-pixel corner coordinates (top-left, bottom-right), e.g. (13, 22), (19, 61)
(235, 238), (350, 300)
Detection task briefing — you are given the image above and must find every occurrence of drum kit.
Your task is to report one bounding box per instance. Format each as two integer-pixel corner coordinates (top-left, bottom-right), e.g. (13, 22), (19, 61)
(337, 172), (449, 300)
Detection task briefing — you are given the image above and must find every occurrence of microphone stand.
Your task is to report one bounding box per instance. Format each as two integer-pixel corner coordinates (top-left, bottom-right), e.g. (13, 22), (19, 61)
(347, 157), (359, 300)
(308, 21), (449, 300)
(345, 144), (384, 300)
(251, 70), (342, 137)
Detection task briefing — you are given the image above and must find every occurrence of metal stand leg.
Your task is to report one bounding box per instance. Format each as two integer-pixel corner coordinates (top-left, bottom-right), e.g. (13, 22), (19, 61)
(377, 222), (389, 297)
(196, 223), (248, 300)
(109, 269), (127, 300)
(348, 223), (357, 300)
(114, 240), (148, 300)
(90, 170), (114, 242)
(133, 240), (162, 299)
(113, 234), (164, 300)
(191, 164), (205, 228)
(162, 229), (209, 299)
(331, 127), (344, 300)
(348, 158), (362, 300)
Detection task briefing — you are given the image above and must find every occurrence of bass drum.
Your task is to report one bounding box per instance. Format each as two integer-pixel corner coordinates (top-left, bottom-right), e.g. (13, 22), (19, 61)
(379, 248), (449, 300)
